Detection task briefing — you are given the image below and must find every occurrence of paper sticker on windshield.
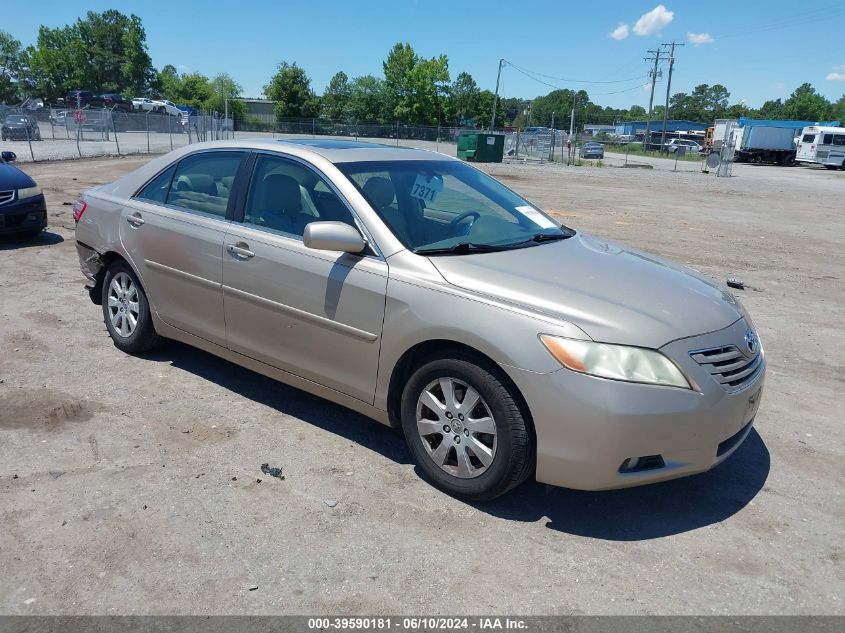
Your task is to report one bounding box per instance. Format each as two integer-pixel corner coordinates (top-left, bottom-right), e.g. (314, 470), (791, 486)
(516, 205), (556, 229)
(410, 173), (444, 203)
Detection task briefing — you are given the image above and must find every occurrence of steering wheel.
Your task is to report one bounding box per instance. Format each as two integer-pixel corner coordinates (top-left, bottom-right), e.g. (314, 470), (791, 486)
(449, 210), (481, 229)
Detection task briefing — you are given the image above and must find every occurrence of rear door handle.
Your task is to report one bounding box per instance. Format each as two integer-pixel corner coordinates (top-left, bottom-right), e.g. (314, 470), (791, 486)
(126, 213), (144, 227)
(226, 243), (255, 259)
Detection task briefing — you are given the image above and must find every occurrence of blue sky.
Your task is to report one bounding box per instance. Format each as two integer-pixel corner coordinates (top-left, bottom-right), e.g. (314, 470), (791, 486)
(9, 1), (845, 108)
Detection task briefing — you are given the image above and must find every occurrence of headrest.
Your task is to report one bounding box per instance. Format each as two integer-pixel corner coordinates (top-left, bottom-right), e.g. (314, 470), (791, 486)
(362, 176), (395, 209)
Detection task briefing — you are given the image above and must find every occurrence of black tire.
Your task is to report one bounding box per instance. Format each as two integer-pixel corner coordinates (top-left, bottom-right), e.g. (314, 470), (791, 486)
(400, 353), (534, 501)
(841, 160), (845, 171)
(101, 261), (162, 354)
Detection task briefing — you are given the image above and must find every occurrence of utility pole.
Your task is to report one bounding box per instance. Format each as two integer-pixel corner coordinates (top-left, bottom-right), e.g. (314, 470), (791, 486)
(643, 49), (666, 151)
(659, 41), (684, 153)
(550, 111), (556, 161)
(490, 58), (504, 131)
(567, 107), (575, 165)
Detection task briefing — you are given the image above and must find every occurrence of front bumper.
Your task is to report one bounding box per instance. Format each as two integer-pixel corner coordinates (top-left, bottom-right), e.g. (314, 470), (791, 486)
(0, 195), (47, 234)
(504, 318), (765, 490)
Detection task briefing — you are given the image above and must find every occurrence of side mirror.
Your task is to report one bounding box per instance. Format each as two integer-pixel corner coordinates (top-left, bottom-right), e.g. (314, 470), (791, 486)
(1, 151), (16, 163)
(303, 221), (367, 254)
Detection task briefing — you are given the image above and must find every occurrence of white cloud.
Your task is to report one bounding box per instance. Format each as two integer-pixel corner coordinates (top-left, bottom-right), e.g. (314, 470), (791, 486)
(827, 65), (845, 81)
(687, 32), (714, 46)
(610, 23), (630, 40)
(633, 5), (674, 36)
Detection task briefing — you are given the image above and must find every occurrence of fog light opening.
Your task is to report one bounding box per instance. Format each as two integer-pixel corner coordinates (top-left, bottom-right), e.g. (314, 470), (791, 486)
(619, 455), (665, 473)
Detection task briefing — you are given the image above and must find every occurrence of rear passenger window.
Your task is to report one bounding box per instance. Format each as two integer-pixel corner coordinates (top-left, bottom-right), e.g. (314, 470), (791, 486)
(833, 135), (845, 146)
(136, 165), (176, 203)
(166, 151), (245, 218)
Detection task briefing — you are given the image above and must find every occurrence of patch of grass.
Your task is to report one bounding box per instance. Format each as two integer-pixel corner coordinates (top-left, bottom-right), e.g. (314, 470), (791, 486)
(608, 144), (704, 162)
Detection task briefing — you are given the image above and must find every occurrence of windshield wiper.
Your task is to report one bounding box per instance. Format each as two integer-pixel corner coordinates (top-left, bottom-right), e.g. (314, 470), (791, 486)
(413, 242), (510, 256)
(529, 232), (571, 242)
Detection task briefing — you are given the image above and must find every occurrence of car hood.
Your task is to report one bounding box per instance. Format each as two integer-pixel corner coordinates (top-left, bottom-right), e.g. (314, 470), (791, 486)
(0, 163), (35, 189)
(429, 232), (743, 348)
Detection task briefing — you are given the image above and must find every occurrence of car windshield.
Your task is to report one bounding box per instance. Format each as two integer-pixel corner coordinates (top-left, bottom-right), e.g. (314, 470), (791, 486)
(4, 116), (28, 124)
(338, 159), (573, 254)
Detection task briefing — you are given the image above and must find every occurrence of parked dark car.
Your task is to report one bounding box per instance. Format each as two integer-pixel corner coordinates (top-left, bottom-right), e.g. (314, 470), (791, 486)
(64, 90), (104, 108)
(101, 93), (133, 112)
(579, 141), (604, 159)
(1, 114), (42, 141)
(0, 151), (47, 238)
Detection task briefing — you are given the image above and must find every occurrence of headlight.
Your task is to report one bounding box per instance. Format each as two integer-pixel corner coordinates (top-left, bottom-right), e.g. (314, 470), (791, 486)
(539, 334), (691, 389)
(17, 186), (41, 200)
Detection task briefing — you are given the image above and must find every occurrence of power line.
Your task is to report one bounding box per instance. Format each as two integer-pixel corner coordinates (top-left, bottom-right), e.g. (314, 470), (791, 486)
(716, 3), (845, 38)
(503, 60), (648, 85)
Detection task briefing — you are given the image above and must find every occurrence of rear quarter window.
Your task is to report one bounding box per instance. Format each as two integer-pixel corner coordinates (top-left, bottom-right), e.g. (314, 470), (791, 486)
(135, 165), (176, 203)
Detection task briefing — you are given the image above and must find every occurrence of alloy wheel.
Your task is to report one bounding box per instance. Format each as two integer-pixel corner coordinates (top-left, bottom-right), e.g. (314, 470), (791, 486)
(415, 377), (498, 479)
(107, 272), (140, 338)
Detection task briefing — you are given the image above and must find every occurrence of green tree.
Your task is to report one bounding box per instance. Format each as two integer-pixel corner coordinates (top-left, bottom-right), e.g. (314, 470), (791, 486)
(476, 89), (506, 128)
(406, 55), (449, 125)
(0, 31), (26, 102)
(176, 73), (213, 108)
(264, 61), (319, 119)
(449, 72), (480, 125)
(26, 24), (84, 101)
(758, 98), (786, 119)
(668, 84), (730, 122)
(322, 71), (351, 120)
(347, 74), (386, 122)
(626, 105), (647, 120)
(382, 42), (417, 120)
(829, 95), (845, 125)
(155, 64), (180, 98)
(209, 73), (244, 119)
(783, 83), (830, 121)
(27, 10), (154, 100)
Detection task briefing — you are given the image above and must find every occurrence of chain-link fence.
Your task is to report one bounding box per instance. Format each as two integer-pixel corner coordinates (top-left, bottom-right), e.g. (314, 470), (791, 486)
(0, 105), (232, 162)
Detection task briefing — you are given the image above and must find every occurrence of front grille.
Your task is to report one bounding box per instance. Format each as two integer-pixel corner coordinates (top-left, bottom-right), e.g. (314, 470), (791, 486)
(690, 345), (763, 392)
(0, 190), (14, 206)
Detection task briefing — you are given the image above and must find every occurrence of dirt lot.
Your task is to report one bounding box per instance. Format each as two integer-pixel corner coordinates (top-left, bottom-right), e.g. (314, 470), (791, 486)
(1, 153), (842, 615)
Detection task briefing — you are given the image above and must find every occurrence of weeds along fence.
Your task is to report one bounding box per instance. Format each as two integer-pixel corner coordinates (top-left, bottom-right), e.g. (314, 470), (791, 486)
(0, 105), (232, 162)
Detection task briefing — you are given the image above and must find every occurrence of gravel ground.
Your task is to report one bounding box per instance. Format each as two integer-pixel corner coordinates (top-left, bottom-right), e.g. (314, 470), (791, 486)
(0, 152), (842, 615)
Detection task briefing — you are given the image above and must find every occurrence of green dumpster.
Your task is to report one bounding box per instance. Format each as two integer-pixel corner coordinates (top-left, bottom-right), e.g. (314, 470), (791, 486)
(457, 132), (504, 163)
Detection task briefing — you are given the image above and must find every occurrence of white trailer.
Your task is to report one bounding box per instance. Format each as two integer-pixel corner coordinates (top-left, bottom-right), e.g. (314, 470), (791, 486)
(796, 126), (845, 169)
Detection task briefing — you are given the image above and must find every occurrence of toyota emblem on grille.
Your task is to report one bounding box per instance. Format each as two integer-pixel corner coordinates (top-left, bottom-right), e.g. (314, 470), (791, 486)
(744, 329), (758, 355)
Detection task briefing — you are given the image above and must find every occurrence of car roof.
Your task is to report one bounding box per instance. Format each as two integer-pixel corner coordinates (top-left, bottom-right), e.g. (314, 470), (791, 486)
(94, 138), (457, 200)
(193, 138), (455, 164)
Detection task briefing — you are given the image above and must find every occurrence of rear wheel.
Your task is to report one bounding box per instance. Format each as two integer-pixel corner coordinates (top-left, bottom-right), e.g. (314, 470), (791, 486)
(401, 353), (533, 500)
(102, 261), (161, 353)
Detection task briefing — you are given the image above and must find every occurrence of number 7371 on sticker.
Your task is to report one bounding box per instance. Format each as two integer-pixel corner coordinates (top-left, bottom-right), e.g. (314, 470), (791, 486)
(410, 173), (444, 202)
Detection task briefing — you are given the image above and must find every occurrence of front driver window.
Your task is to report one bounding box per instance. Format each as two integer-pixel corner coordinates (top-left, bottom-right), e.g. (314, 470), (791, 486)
(244, 154), (356, 237)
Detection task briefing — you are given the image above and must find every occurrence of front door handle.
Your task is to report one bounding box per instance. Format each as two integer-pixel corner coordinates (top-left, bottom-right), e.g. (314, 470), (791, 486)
(226, 243), (255, 259)
(126, 213), (144, 227)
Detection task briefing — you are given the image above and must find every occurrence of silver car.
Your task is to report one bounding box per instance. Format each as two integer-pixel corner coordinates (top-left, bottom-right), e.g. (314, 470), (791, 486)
(74, 139), (765, 500)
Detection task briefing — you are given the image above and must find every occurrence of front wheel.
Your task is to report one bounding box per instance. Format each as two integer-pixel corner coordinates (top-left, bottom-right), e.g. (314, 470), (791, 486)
(401, 354), (534, 500)
(102, 261), (162, 353)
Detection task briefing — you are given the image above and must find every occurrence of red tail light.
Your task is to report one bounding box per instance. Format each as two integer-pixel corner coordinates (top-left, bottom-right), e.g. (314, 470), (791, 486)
(72, 199), (87, 223)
